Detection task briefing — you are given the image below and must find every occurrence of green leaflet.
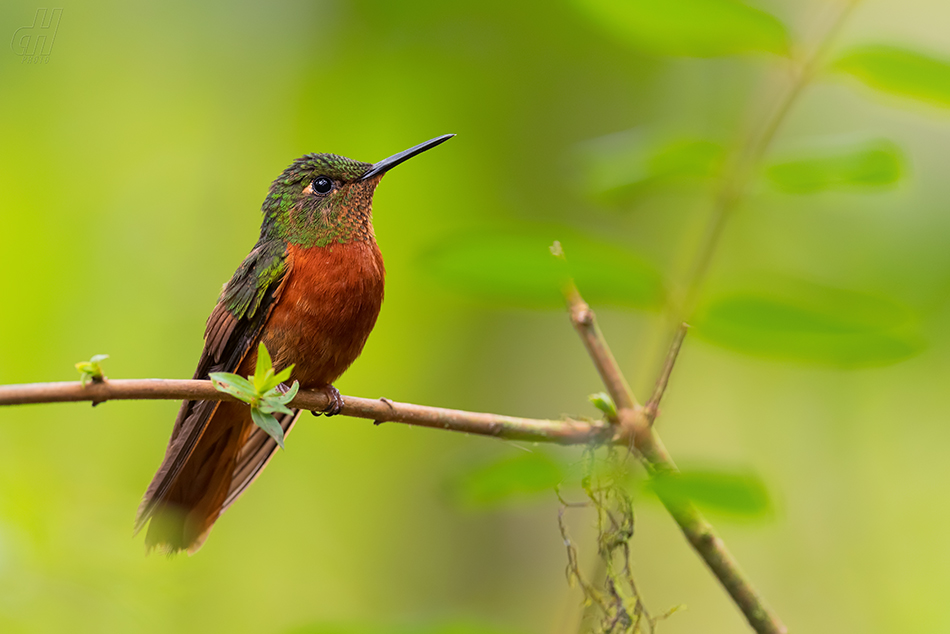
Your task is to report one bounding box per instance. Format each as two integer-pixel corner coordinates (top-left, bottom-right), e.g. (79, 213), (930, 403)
(694, 284), (923, 368)
(578, 130), (726, 205)
(75, 354), (109, 387)
(210, 342), (298, 449)
(421, 227), (664, 309)
(251, 408), (286, 450)
(571, 0), (790, 57)
(450, 452), (564, 509)
(646, 468), (771, 519)
(833, 44), (950, 109)
(766, 139), (904, 194)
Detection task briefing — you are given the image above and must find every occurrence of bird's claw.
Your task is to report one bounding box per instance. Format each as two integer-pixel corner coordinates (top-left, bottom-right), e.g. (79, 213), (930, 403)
(317, 384), (344, 417)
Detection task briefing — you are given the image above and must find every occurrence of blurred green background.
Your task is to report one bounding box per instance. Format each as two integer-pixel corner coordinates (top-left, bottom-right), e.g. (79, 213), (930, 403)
(4, 0), (950, 632)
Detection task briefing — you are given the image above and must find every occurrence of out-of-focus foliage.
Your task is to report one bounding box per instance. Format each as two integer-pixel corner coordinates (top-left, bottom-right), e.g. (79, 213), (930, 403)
(570, 0), (790, 57)
(694, 282), (922, 367)
(834, 44), (950, 108)
(766, 138), (903, 194)
(421, 228), (665, 309)
(448, 452), (565, 509)
(578, 130), (725, 205)
(645, 468), (771, 519)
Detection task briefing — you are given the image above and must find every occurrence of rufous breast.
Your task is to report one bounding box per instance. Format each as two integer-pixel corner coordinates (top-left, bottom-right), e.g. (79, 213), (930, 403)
(259, 240), (385, 388)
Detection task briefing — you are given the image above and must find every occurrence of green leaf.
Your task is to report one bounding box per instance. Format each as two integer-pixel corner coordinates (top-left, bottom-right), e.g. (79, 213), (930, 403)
(209, 372), (257, 402)
(833, 45), (950, 109)
(271, 381), (300, 405)
(648, 138), (725, 179)
(694, 283), (923, 368)
(251, 408), (285, 449)
(75, 354), (109, 386)
(570, 0), (790, 57)
(588, 392), (617, 419)
(647, 468), (771, 518)
(253, 342), (273, 393)
(578, 130), (725, 205)
(271, 364), (295, 388)
(258, 400), (294, 417)
(451, 452), (564, 509)
(766, 139), (903, 194)
(421, 227), (664, 310)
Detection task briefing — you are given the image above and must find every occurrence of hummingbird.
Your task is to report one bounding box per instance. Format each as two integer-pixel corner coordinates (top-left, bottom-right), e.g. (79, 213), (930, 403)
(135, 134), (454, 554)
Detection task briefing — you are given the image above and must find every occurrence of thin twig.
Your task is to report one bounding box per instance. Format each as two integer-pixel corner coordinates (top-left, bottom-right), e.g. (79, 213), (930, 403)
(565, 280), (638, 412)
(644, 323), (689, 425)
(0, 379), (613, 445)
(562, 281), (646, 446)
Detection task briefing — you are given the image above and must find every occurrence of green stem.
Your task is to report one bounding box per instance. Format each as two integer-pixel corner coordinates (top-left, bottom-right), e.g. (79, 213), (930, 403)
(673, 0), (861, 325)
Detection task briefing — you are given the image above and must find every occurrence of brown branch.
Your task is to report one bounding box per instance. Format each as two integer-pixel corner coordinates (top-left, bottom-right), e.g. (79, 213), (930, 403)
(0, 379), (612, 445)
(564, 280), (638, 412)
(4, 311), (780, 633)
(562, 286), (786, 634)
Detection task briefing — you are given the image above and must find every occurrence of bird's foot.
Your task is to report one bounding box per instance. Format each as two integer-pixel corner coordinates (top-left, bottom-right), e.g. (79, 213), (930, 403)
(313, 384), (344, 417)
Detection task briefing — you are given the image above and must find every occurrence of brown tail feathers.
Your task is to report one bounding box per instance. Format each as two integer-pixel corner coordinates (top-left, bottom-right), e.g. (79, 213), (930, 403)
(137, 401), (298, 554)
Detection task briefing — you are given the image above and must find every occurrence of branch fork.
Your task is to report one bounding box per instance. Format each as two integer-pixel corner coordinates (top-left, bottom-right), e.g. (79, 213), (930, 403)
(562, 278), (785, 634)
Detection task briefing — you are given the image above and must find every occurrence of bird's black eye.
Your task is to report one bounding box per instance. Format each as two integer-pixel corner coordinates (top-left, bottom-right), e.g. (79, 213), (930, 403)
(312, 177), (333, 194)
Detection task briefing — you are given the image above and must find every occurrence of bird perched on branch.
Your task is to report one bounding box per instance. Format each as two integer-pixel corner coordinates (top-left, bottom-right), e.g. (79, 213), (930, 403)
(136, 134), (454, 554)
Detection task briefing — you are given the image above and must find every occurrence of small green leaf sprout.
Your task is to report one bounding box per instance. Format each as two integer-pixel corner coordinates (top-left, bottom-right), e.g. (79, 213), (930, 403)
(75, 354), (109, 387)
(588, 391), (617, 420)
(209, 342), (299, 449)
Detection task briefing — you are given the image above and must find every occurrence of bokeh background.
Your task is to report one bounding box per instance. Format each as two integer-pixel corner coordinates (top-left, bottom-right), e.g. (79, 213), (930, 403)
(3, 0), (950, 632)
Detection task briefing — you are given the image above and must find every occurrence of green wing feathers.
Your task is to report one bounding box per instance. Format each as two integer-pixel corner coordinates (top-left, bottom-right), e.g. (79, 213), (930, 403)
(135, 238), (291, 551)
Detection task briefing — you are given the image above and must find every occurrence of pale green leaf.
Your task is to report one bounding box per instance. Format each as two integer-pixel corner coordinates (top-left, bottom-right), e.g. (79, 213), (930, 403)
(647, 468), (771, 518)
(833, 45), (950, 109)
(257, 370), (275, 394)
(209, 372), (255, 393)
(210, 372), (257, 401)
(251, 408), (285, 449)
(766, 139), (903, 194)
(648, 138), (725, 179)
(253, 342), (273, 392)
(75, 354), (109, 386)
(451, 452), (564, 509)
(694, 283), (923, 368)
(578, 130), (725, 205)
(571, 0), (790, 57)
(271, 381), (300, 405)
(421, 227), (664, 309)
(271, 364), (295, 388)
(588, 392), (617, 419)
(258, 400), (294, 416)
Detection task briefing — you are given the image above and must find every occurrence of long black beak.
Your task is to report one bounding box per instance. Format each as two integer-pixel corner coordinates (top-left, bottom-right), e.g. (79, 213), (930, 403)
(361, 134), (455, 181)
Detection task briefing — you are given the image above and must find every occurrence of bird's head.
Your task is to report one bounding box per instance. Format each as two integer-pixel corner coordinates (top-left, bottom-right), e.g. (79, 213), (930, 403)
(261, 134), (454, 248)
